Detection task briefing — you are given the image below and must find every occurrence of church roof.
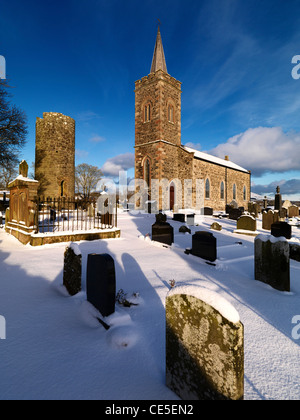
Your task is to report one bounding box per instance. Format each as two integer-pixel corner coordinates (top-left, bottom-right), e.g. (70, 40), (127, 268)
(150, 27), (168, 74)
(183, 146), (250, 174)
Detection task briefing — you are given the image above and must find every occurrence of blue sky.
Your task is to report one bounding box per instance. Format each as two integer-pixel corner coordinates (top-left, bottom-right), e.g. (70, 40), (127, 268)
(1, 0), (300, 199)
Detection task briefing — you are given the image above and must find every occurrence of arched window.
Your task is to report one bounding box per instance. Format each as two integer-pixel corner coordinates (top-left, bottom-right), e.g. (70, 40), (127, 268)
(168, 104), (174, 123)
(243, 185), (247, 201)
(144, 158), (151, 189)
(61, 180), (64, 197)
(144, 104), (151, 122)
(220, 181), (225, 200)
(205, 178), (210, 199)
(233, 184), (237, 200)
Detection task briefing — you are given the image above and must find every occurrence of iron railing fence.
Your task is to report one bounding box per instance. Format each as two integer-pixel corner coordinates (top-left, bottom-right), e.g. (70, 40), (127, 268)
(34, 196), (117, 234)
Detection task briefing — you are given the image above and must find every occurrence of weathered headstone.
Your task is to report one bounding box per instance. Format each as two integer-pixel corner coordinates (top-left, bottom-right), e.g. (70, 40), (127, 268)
(173, 213), (185, 223)
(166, 285), (244, 400)
(255, 235), (290, 292)
(262, 209), (279, 230)
(288, 205), (299, 218)
(210, 222), (222, 231)
(63, 243), (82, 296)
(152, 217), (174, 246)
(271, 221), (292, 240)
(236, 215), (257, 232)
(191, 231), (217, 262)
(86, 253), (116, 317)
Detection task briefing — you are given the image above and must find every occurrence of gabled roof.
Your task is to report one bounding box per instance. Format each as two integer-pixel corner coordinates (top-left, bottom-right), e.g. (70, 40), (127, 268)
(183, 145), (250, 174)
(150, 27), (168, 74)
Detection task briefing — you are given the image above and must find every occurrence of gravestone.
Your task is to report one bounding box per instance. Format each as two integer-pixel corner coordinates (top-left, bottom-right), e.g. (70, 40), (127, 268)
(290, 243), (300, 262)
(274, 186), (282, 212)
(203, 207), (213, 216)
(236, 215), (257, 232)
(228, 200), (238, 209)
(186, 214), (195, 226)
(63, 243), (82, 296)
(228, 208), (243, 221)
(173, 213), (185, 223)
(155, 212), (167, 224)
(288, 205), (299, 218)
(152, 216), (174, 246)
(87, 253), (116, 317)
(166, 286), (244, 400)
(255, 235), (290, 292)
(211, 222), (222, 231)
(271, 221), (292, 240)
(191, 231), (217, 262)
(179, 225), (191, 234)
(262, 209), (279, 230)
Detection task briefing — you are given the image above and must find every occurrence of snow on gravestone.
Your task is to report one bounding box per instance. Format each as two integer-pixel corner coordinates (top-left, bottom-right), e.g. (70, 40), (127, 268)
(166, 285), (244, 400)
(63, 243), (82, 296)
(255, 234), (290, 292)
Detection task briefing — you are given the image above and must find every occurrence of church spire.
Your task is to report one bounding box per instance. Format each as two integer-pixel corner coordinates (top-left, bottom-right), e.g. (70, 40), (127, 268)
(150, 26), (168, 74)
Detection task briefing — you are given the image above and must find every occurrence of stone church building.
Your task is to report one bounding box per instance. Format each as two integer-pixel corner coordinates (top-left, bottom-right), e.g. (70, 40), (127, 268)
(135, 28), (251, 212)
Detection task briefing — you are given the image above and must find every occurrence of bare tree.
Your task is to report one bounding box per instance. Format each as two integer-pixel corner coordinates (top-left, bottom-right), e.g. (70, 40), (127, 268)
(75, 163), (103, 198)
(0, 162), (18, 189)
(0, 80), (27, 167)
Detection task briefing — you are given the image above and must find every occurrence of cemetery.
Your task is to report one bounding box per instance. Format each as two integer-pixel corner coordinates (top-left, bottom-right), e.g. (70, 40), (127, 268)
(0, 206), (299, 400)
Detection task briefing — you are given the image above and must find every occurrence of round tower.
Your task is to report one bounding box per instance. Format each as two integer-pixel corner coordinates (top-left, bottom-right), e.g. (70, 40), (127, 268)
(35, 112), (75, 197)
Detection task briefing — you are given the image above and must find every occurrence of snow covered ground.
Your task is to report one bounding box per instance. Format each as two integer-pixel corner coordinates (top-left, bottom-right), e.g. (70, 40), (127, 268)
(0, 211), (299, 400)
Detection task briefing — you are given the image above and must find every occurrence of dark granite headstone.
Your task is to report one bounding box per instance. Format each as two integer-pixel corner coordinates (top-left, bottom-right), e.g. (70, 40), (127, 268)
(87, 253), (116, 317)
(173, 213), (185, 223)
(228, 208), (243, 221)
(192, 231), (217, 262)
(271, 221), (292, 240)
(152, 223), (174, 246)
(203, 207), (213, 216)
(274, 186), (282, 212)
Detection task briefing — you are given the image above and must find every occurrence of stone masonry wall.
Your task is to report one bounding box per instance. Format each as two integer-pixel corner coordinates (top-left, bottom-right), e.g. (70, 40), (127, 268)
(35, 112), (75, 198)
(135, 70), (182, 147)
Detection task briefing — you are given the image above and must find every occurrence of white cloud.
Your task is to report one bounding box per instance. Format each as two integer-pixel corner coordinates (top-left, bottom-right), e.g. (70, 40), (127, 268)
(184, 142), (202, 151)
(252, 178), (300, 196)
(75, 149), (89, 160)
(209, 127), (300, 176)
(101, 153), (135, 177)
(89, 135), (106, 143)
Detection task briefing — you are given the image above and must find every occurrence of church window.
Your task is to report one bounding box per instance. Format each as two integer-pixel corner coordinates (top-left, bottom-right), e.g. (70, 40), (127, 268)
(205, 178), (210, 199)
(168, 104), (174, 123)
(233, 184), (237, 200)
(243, 185), (247, 201)
(144, 104), (151, 122)
(220, 181), (225, 200)
(144, 158), (151, 188)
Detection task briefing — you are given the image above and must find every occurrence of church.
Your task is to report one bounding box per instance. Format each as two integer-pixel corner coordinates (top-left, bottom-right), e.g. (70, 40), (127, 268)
(134, 28), (251, 212)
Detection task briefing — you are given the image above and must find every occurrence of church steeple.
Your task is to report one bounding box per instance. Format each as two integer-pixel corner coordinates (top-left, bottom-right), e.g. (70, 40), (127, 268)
(150, 26), (168, 74)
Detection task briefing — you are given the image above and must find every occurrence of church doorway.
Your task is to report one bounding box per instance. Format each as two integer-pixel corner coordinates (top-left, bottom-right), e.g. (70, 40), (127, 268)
(169, 183), (175, 211)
